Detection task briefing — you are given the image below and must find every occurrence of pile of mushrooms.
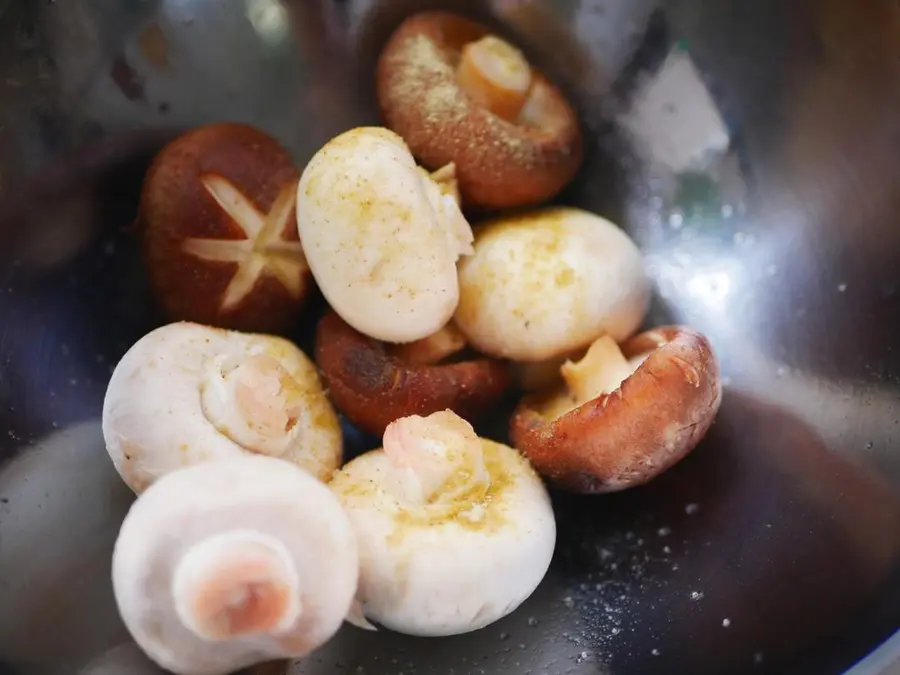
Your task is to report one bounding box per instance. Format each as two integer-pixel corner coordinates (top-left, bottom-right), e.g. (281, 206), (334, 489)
(100, 9), (724, 674)
(297, 126), (513, 433)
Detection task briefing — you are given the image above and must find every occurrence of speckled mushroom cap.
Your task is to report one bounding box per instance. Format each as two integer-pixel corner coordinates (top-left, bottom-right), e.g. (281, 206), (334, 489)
(455, 207), (650, 362)
(330, 411), (556, 636)
(376, 11), (583, 210)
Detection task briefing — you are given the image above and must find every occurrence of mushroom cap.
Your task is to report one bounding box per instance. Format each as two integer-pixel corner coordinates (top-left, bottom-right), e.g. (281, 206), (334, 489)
(102, 322), (342, 493)
(112, 455), (359, 675)
(296, 127), (473, 344)
(330, 420), (555, 636)
(376, 11), (583, 210)
(139, 123), (310, 334)
(455, 207), (650, 362)
(510, 326), (723, 494)
(315, 310), (510, 436)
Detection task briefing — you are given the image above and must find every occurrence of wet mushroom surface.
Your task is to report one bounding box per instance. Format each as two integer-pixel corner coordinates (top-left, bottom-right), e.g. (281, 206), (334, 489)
(315, 310), (510, 436)
(511, 327), (723, 494)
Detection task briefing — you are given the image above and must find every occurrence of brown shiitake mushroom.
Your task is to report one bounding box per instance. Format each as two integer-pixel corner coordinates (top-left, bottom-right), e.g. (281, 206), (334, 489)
(376, 11), (582, 210)
(510, 327), (722, 494)
(139, 122), (311, 334)
(316, 310), (510, 437)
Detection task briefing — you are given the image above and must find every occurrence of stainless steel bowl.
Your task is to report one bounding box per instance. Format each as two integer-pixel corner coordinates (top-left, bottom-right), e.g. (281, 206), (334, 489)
(0, 1), (898, 674)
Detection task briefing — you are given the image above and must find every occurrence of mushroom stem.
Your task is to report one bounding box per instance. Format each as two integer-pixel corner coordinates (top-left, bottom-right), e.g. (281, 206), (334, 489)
(457, 35), (533, 121)
(382, 410), (490, 505)
(201, 353), (304, 457)
(419, 163), (473, 256)
(561, 336), (636, 406)
(392, 322), (468, 366)
(172, 530), (302, 642)
(429, 163), (461, 207)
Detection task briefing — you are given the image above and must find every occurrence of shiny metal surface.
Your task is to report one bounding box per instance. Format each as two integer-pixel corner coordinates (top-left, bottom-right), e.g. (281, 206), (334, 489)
(0, 0), (898, 674)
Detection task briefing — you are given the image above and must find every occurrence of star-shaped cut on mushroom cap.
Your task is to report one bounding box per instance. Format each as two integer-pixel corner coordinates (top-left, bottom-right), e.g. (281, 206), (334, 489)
(182, 175), (307, 312)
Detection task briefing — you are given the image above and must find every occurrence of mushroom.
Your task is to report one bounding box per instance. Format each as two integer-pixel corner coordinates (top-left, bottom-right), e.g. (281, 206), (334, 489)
(330, 410), (556, 636)
(296, 126), (473, 344)
(376, 11), (583, 210)
(139, 122), (311, 334)
(315, 310), (510, 436)
(455, 207), (650, 362)
(112, 455), (359, 675)
(102, 321), (341, 494)
(510, 327), (723, 494)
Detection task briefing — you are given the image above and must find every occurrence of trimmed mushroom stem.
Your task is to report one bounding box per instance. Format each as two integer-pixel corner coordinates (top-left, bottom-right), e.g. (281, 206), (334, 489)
(201, 353), (304, 457)
(382, 410), (490, 506)
(561, 336), (637, 406)
(392, 322), (468, 366)
(429, 163), (461, 206)
(457, 35), (533, 121)
(172, 530), (302, 641)
(421, 163), (473, 257)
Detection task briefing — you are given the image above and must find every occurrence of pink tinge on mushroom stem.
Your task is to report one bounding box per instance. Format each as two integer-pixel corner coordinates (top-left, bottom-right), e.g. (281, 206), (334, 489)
(172, 530), (302, 642)
(382, 410), (490, 504)
(203, 353), (305, 456)
(231, 354), (304, 436)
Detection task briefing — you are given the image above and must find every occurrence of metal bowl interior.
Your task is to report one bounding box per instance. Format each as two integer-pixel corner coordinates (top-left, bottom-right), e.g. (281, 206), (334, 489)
(0, 1), (898, 674)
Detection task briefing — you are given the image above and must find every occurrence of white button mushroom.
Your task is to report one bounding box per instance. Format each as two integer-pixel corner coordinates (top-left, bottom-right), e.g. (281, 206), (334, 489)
(296, 127), (474, 344)
(112, 455), (359, 675)
(102, 322), (342, 493)
(330, 410), (556, 636)
(455, 207), (650, 362)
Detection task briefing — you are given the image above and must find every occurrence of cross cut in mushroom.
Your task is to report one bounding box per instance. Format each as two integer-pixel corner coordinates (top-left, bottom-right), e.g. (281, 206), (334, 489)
(510, 327), (723, 494)
(330, 410), (556, 636)
(181, 175), (306, 312)
(102, 322), (342, 494)
(376, 11), (583, 209)
(315, 311), (510, 437)
(112, 455), (358, 675)
(139, 122), (311, 334)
